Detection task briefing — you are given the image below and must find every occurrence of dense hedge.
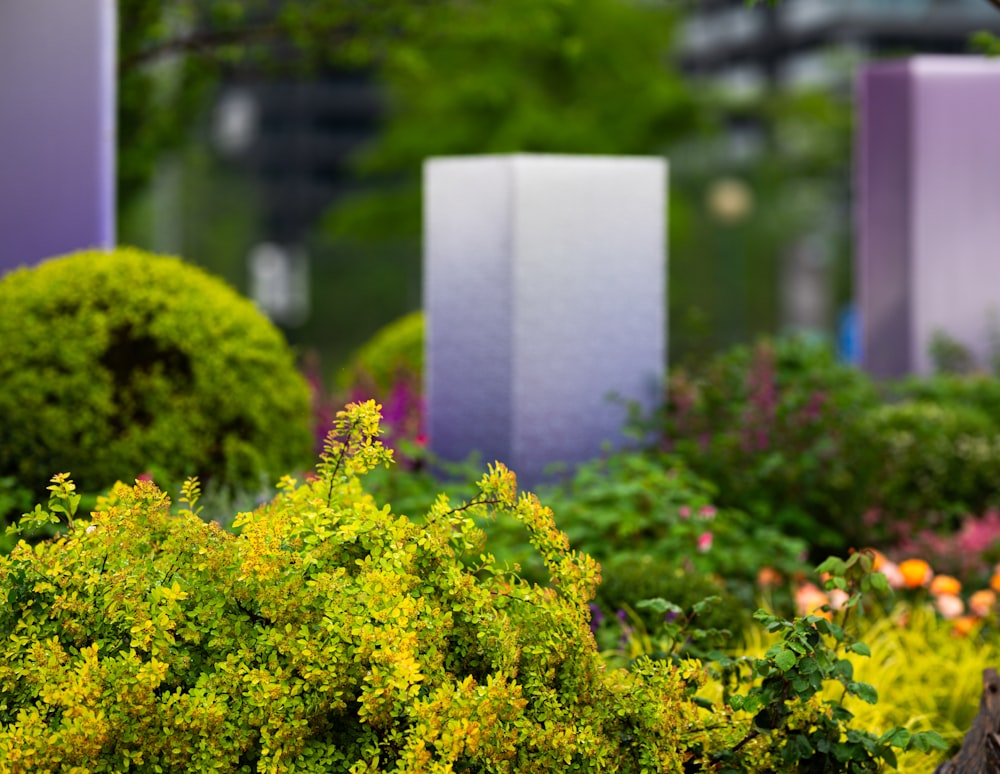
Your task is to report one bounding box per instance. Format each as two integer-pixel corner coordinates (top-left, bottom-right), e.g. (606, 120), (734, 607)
(0, 248), (314, 495)
(0, 403), (697, 772)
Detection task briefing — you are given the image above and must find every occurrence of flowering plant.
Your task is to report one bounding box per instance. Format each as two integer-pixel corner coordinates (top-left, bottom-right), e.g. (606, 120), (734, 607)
(655, 336), (879, 552)
(784, 549), (1000, 640)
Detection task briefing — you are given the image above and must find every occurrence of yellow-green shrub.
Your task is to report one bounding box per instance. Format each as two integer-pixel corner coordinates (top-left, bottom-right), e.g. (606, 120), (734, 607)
(0, 248), (313, 495)
(0, 402), (699, 773)
(831, 606), (1000, 773)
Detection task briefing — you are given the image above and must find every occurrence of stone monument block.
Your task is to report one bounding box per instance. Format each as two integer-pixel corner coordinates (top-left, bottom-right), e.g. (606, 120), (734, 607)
(856, 57), (1000, 377)
(0, 0), (116, 274)
(424, 154), (666, 487)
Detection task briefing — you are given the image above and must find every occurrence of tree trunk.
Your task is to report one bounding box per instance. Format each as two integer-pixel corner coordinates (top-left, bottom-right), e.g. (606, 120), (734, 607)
(934, 668), (1000, 774)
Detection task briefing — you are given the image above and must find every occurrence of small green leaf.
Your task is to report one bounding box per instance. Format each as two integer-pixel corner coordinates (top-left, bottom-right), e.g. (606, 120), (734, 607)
(834, 659), (854, 680)
(879, 727), (910, 748)
(774, 648), (797, 672)
(910, 730), (949, 752)
(798, 657), (819, 674)
(870, 572), (891, 593)
(850, 642), (872, 657)
(816, 556), (846, 576)
(849, 681), (878, 705)
(692, 596), (722, 615)
(635, 597), (682, 615)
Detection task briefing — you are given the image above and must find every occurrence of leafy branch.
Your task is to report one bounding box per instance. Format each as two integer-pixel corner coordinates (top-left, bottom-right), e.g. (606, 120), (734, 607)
(704, 552), (947, 771)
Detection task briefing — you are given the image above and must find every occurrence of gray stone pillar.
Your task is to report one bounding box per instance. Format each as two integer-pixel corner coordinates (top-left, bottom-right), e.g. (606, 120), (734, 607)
(0, 0), (116, 274)
(856, 57), (1000, 377)
(424, 154), (666, 487)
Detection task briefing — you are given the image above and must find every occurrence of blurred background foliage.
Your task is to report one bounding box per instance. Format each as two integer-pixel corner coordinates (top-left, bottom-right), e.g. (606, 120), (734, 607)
(115, 0), (856, 376)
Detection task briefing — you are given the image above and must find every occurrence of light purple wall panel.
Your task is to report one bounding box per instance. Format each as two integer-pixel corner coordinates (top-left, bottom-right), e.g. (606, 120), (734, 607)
(856, 63), (912, 379)
(0, 0), (116, 274)
(425, 155), (666, 488)
(856, 57), (1000, 377)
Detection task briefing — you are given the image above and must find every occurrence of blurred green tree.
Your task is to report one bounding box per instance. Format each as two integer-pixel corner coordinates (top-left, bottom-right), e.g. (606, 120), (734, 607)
(117, 0), (432, 206)
(116, 0), (853, 368)
(323, 0), (704, 241)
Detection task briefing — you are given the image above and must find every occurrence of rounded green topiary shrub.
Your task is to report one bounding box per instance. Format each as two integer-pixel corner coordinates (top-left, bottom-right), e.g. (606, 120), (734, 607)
(337, 310), (423, 394)
(0, 248), (314, 495)
(0, 402), (699, 772)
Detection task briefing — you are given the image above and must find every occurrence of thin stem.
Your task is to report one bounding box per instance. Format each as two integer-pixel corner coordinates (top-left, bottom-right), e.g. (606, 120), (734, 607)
(120, 23), (282, 72)
(443, 498), (502, 518)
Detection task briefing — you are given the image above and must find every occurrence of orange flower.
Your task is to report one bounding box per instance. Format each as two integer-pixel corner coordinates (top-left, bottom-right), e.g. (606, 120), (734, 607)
(898, 558), (933, 588)
(952, 616), (979, 638)
(929, 574), (962, 597)
(757, 567), (783, 588)
(866, 548), (888, 571)
(970, 589), (997, 618)
(990, 573), (1000, 594)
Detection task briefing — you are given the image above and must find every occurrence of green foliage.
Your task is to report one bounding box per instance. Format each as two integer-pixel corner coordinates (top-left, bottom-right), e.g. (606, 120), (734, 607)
(637, 553), (946, 772)
(657, 336), (880, 551)
(0, 402), (704, 772)
(860, 400), (1000, 534)
(928, 331), (978, 375)
(324, 0), (702, 241)
(0, 478), (32, 553)
(117, 0), (431, 203)
(718, 604), (916, 774)
(714, 597), (1000, 772)
(534, 450), (808, 609)
(971, 30), (1000, 56)
(0, 403), (960, 772)
(0, 247), (313, 498)
(597, 557), (749, 647)
(891, 371), (1000, 422)
(831, 605), (1000, 772)
(337, 311), (424, 394)
(657, 335), (1000, 548)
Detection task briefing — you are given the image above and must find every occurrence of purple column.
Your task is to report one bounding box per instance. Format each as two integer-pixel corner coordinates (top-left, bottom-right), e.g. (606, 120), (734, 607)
(856, 57), (1000, 377)
(0, 0), (117, 274)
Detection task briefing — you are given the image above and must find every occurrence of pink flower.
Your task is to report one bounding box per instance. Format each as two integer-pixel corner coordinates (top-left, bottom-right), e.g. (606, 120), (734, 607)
(828, 588), (850, 611)
(678, 506), (692, 520)
(697, 531), (713, 553)
(878, 561), (906, 590)
(935, 593), (965, 620)
(795, 583), (831, 619)
(698, 505), (717, 521)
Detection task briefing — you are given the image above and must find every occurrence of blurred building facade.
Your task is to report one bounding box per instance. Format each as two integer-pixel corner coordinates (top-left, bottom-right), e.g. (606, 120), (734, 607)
(679, 0), (1000, 94)
(676, 0), (1000, 348)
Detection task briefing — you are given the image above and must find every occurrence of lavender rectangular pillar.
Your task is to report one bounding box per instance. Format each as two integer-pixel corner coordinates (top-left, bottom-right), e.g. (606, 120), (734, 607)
(856, 57), (1000, 377)
(0, 0), (116, 274)
(424, 154), (666, 487)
